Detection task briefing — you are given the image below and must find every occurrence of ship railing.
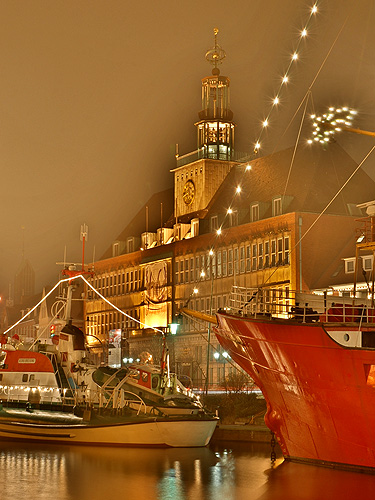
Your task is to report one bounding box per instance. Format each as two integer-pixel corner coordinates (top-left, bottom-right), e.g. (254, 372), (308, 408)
(98, 371), (145, 412)
(0, 384), (62, 405)
(61, 384), (149, 415)
(228, 286), (375, 323)
(99, 388), (148, 415)
(0, 383), (151, 416)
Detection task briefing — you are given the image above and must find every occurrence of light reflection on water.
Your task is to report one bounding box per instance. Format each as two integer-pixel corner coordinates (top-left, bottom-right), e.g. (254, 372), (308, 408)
(0, 441), (374, 500)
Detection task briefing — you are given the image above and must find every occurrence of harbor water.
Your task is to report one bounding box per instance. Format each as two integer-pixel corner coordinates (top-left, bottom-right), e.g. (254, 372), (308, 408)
(1, 441), (375, 500)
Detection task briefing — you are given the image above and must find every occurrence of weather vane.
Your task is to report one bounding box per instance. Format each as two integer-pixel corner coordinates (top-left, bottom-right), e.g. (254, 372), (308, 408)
(205, 27), (226, 75)
(308, 107), (375, 145)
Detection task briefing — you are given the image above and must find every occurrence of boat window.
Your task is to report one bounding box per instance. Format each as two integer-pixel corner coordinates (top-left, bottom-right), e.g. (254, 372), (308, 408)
(0, 351), (6, 368)
(22, 374), (28, 382)
(0, 374), (2, 381)
(142, 372), (149, 383)
(152, 376), (159, 389)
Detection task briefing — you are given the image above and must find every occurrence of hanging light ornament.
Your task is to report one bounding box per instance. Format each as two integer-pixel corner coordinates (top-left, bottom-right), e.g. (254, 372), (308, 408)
(308, 107), (375, 145)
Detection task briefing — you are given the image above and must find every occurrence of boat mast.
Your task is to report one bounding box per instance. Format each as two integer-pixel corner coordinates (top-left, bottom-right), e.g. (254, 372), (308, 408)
(354, 202), (375, 307)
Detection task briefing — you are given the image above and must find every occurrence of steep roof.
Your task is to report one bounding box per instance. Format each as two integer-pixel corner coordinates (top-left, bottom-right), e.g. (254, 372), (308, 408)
(207, 142), (374, 219)
(101, 188), (173, 260)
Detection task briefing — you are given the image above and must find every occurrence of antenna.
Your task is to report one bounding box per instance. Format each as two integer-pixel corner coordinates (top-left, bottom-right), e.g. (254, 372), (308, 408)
(92, 245), (96, 271)
(80, 223), (89, 271)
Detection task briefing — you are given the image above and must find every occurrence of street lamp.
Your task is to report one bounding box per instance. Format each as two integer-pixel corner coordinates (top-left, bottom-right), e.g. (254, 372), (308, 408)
(169, 323), (179, 335)
(213, 351), (230, 388)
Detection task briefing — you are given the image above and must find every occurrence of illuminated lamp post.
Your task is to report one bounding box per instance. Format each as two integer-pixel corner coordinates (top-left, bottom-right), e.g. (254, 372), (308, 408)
(214, 351), (230, 388)
(166, 317), (182, 372)
(169, 322), (179, 336)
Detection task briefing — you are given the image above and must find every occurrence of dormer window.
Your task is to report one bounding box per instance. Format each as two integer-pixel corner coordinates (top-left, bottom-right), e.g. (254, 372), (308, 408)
(251, 203), (259, 222)
(210, 215), (218, 232)
(344, 258), (356, 274)
(273, 197), (282, 216)
(228, 210), (238, 227)
(361, 255), (373, 272)
(127, 237), (134, 253)
(191, 219), (199, 237)
(112, 242), (119, 257)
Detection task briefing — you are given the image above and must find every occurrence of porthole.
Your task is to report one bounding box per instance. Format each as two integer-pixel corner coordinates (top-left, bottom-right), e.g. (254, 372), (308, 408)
(344, 333), (350, 342)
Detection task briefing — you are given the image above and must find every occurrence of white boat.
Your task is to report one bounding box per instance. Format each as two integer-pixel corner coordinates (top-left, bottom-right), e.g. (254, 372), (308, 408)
(0, 403), (217, 448)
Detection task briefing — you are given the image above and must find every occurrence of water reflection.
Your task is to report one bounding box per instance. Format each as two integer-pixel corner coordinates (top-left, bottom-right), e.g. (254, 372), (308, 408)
(0, 442), (276, 500)
(0, 441), (374, 500)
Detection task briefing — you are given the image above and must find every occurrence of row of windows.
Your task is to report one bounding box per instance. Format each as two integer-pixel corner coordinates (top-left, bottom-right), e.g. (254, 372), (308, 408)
(90, 234), (290, 299)
(87, 309), (140, 336)
(0, 373), (36, 382)
(87, 293), (228, 335)
(176, 166), (203, 182)
(251, 198), (283, 220)
(345, 255), (373, 274)
(175, 235), (290, 285)
(89, 269), (142, 298)
(210, 197), (285, 232)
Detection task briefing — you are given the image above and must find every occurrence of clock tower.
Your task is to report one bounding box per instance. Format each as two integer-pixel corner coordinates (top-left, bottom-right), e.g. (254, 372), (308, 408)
(172, 29), (240, 221)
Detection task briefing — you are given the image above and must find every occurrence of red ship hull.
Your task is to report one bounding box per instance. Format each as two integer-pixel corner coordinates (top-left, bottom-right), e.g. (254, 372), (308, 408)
(215, 312), (375, 472)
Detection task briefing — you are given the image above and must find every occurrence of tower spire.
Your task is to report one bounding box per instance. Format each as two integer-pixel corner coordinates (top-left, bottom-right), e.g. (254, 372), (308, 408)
(205, 28), (226, 75)
(195, 28), (234, 161)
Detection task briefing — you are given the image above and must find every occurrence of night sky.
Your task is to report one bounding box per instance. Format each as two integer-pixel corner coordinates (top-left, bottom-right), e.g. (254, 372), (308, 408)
(2, 0), (375, 297)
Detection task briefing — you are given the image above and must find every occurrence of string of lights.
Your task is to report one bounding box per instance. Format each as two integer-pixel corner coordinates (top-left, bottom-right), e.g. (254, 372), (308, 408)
(3, 277), (71, 336)
(81, 275), (166, 335)
(253, 2), (319, 155)
(4, 274), (166, 338)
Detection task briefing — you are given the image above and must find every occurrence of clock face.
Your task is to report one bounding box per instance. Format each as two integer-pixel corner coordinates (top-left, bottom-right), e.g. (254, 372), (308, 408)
(182, 180), (195, 205)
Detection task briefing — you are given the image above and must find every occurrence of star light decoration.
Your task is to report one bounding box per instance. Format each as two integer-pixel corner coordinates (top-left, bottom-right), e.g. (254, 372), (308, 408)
(308, 107), (375, 145)
(308, 107), (357, 145)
